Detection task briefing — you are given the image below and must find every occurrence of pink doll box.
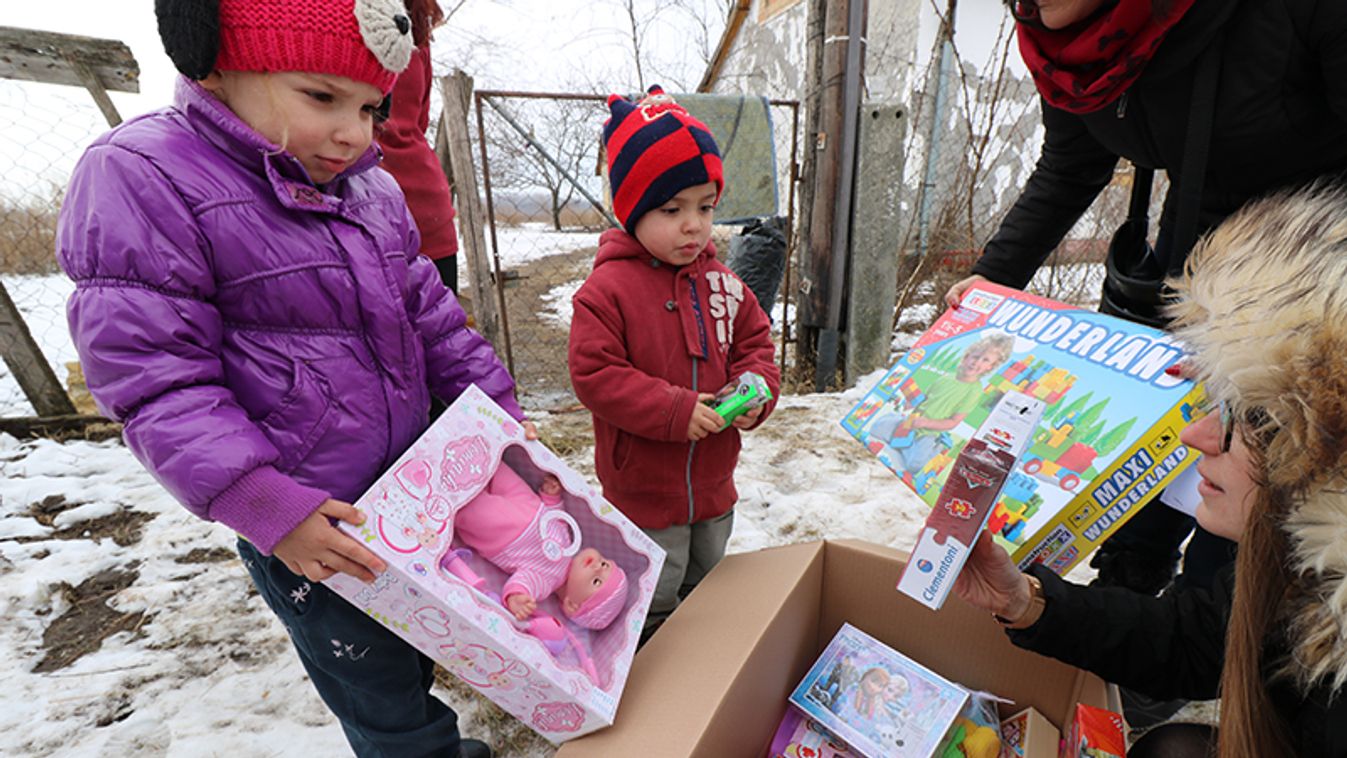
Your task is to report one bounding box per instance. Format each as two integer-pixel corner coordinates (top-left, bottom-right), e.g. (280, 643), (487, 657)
(322, 384), (666, 743)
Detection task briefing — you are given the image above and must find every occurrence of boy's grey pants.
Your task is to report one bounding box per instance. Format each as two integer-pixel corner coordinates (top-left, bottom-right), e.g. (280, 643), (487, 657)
(640, 509), (735, 636)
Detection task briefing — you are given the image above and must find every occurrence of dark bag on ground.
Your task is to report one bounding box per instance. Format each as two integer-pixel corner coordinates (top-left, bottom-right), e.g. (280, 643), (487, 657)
(726, 216), (787, 321)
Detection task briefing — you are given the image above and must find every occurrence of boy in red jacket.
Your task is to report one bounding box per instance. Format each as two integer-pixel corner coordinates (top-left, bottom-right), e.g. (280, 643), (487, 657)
(568, 87), (780, 642)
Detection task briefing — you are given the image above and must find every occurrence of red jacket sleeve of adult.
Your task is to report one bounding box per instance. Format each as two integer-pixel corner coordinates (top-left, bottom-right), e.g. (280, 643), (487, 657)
(377, 45), (459, 260)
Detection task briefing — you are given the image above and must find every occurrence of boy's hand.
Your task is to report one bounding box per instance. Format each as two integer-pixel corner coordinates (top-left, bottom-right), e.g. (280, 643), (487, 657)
(688, 393), (722, 440)
(506, 593), (537, 620)
(273, 499), (387, 583)
(522, 420), (539, 440)
(731, 404), (765, 430)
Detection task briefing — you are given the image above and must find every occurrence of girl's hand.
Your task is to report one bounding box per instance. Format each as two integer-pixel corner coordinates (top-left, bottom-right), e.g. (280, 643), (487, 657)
(506, 593), (536, 620)
(522, 420), (539, 440)
(951, 530), (1033, 619)
(273, 499), (387, 583)
(944, 274), (989, 309)
(688, 394), (722, 440)
(731, 404), (764, 430)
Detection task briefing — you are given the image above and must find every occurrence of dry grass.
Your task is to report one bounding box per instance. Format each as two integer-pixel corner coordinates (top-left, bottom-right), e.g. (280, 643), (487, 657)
(0, 196), (62, 275)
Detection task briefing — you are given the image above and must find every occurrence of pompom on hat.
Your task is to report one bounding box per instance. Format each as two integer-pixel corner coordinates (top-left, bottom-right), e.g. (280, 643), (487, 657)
(603, 85), (724, 235)
(155, 0), (414, 95)
(564, 560), (629, 630)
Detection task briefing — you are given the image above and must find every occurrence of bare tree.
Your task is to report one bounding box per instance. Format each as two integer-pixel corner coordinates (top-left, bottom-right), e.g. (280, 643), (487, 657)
(621, 0), (649, 91)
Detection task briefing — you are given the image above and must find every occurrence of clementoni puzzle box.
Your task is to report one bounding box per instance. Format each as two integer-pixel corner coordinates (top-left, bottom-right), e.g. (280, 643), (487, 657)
(841, 282), (1205, 575)
(323, 385), (665, 743)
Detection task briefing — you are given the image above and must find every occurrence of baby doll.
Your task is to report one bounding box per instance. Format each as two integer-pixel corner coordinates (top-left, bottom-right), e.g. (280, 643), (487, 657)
(440, 463), (629, 635)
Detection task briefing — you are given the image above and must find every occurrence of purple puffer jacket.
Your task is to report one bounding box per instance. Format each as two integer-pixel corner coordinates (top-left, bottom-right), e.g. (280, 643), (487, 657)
(57, 77), (522, 554)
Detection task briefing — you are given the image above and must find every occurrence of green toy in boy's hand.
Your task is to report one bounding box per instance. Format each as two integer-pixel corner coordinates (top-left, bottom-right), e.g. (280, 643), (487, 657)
(708, 372), (772, 430)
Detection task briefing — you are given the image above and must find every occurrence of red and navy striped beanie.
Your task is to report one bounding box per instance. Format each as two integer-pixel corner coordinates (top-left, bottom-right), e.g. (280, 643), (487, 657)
(603, 85), (724, 235)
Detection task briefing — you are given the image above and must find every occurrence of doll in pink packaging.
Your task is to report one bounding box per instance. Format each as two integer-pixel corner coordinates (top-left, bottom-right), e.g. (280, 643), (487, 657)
(440, 463), (629, 680)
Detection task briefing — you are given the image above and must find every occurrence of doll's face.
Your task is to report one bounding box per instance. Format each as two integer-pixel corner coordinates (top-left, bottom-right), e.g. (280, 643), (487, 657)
(562, 547), (614, 607)
(861, 669), (890, 696)
(889, 674), (910, 700)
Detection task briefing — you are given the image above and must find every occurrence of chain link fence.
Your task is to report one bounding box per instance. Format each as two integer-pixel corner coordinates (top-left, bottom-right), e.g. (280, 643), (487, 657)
(0, 77), (110, 418)
(463, 89), (800, 412)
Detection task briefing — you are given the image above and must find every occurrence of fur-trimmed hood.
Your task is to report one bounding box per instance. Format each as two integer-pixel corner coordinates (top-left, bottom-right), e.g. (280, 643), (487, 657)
(1168, 186), (1347, 690)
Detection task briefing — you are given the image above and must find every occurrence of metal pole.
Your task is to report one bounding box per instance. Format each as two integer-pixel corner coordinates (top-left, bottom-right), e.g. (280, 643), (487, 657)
(916, 37), (954, 259)
(781, 101), (800, 379)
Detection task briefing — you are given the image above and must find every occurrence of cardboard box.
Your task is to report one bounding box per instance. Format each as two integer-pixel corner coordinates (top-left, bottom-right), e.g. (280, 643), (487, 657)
(556, 539), (1113, 757)
(999, 707), (1060, 758)
(323, 385), (666, 742)
(841, 282), (1203, 575)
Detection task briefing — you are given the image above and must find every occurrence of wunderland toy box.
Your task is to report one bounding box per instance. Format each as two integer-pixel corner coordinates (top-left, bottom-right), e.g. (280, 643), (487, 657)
(323, 385), (665, 743)
(842, 282), (1204, 575)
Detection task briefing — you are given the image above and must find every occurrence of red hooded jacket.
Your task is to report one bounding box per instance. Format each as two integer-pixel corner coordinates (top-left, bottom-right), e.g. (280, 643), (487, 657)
(377, 46), (458, 261)
(569, 229), (779, 529)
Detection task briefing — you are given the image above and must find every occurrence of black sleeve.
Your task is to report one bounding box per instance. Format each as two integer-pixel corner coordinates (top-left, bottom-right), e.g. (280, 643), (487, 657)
(1006, 563), (1230, 701)
(971, 101), (1120, 288)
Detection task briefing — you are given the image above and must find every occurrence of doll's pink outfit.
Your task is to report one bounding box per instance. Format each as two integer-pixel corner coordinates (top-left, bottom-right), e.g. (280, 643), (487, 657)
(450, 465), (629, 630)
(453, 464), (571, 604)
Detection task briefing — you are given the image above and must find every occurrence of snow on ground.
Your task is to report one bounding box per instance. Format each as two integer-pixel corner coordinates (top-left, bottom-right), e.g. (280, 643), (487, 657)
(469, 223), (600, 275)
(539, 280), (581, 329)
(0, 373), (950, 757)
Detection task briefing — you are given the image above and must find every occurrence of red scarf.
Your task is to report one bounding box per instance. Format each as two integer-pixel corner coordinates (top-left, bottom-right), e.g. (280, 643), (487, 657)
(1016, 0), (1196, 114)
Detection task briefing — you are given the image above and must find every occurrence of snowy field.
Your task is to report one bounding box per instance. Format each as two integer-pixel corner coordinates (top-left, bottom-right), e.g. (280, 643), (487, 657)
(0, 380), (980, 757)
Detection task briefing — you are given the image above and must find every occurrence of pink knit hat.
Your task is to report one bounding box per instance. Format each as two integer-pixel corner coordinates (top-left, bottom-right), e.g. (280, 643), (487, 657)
(159, 0), (414, 95)
(565, 561), (629, 630)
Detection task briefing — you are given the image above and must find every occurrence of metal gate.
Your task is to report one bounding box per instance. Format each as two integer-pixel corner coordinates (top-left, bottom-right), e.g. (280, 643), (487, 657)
(468, 89), (800, 411)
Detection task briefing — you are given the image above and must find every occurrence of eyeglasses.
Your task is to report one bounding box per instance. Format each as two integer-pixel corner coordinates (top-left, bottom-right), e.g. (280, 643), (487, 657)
(1215, 398), (1273, 454)
(1218, 399), (1235, 453)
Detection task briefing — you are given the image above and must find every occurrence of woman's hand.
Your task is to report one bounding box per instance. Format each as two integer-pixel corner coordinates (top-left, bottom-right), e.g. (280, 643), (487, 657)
(273, 499), (387, 583)
(944, 274), (990, 309)
(952, 530), (1034, 621)
(522, 420), (539, 440)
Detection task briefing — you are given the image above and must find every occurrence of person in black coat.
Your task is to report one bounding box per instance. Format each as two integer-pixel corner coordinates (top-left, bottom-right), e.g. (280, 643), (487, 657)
(947, 0), (1347, 606)
(953, 187), (1347, 758)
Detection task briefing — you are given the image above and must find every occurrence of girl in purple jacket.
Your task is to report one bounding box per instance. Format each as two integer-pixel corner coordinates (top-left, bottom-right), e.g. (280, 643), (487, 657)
(56, 2), (516, 756)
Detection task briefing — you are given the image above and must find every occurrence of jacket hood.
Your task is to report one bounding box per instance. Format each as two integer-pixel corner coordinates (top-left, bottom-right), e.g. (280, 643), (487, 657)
(1168, 186), (1347, 689)
(593, 228), (717, 269)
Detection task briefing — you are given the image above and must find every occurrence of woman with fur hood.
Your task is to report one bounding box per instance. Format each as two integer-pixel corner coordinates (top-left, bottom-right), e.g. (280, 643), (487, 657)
(953, 186), (1347, 757)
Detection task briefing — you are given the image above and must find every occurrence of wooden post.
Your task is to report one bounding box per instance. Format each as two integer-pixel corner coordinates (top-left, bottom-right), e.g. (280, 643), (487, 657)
(792, 0), (827, 379)
(0, 281), (75, 416)
(437, 70), (502, 350)
(67, 58), (122, 127)
(799, 0), (863, 390)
